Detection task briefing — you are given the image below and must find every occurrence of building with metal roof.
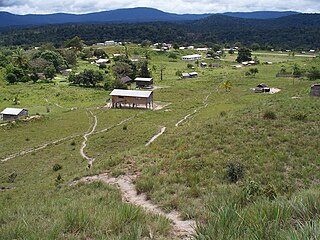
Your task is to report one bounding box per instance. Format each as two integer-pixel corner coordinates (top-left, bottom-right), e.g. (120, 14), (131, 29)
(110, 89), (153, 109)
(0, 108), (28, 121)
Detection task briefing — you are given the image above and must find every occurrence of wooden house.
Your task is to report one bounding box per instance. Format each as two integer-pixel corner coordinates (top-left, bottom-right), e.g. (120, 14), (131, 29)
(310, 84), (320, 97)
(135, 77), (153, 88)
(110, 89), (153, 109)
(255, 84), (270, 93)
(0, 108), (28, 121)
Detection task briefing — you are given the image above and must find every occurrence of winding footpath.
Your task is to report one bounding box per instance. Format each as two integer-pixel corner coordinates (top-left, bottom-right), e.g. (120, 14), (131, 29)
(175, 93), (211, 127)
(71, 173), (196, 239)
(145, 127), (166, 146)
(80, 111), (98, 165)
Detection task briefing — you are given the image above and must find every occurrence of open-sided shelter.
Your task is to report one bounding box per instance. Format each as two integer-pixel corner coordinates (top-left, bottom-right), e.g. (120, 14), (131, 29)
(110, 89), (153, 109)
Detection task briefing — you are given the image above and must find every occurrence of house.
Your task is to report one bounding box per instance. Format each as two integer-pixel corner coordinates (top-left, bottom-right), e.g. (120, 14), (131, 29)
(255, 84), (270, 93)
(120, 76), (132, 85)
(200, 62), (207, 67)
(189, 72), (198, 78)
(110, 89), (153, 109)
(181, 73), (190, 78)
(181, 54), (202, 61)
(105, 40), (116, 46)
(310, 84), (320, 97)
(0, 108), (28, 121)
(181, 72), (198, 78)
(135, 77), (153, 88)
(196, 48), (209, 52)
(95, 59), (110, 65)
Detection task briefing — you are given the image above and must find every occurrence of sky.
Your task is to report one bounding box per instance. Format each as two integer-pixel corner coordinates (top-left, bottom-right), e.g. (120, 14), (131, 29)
(0, 0), (319, 15)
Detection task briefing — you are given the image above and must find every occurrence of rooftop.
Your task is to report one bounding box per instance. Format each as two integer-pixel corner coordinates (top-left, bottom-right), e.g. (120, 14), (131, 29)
(110, 89), (153, 98)
(1, 108), (26, 115)
(135, 77), (153, 82)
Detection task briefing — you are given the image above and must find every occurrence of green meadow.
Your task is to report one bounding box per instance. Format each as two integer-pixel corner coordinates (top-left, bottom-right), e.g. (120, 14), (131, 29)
(0, 46), (319, 239)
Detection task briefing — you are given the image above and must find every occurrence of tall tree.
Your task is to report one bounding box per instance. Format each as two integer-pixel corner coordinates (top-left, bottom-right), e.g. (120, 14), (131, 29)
(236, 48), (252, 63)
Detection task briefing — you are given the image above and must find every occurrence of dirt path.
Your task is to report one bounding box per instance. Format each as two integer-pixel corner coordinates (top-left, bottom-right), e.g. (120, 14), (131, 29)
(145, 127), (166, 146)
(45, 98), (77, 110)
(0, 134), (81, 162)
(80, 111), (98, 165)
(71, 173), (196, 239)
(175, 93), (211, 127)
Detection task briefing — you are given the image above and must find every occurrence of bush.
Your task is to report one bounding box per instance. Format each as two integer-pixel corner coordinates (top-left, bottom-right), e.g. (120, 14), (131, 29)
(225, 161), (245, 183)
(6, 73), (17, 84)
(7, 172), (17, 183)
(291, 112), (307, 121)
(263, 111), (277, 120)
(53, 163), (62, 171)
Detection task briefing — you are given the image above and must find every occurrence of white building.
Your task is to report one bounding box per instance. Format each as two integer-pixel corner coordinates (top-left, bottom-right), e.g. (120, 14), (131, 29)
(181, 54), (202, 61)
(105, 40), (116, 46)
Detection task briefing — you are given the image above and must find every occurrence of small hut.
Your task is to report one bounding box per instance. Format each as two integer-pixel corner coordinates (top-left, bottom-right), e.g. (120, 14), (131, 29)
(120, 76), (133, 86)
(110, 89), (153, 109)
(255, 84), (270, 93)
(310, 84), (320, 97)
(135, 77), (153, 88)
(0, 108), (28, 121)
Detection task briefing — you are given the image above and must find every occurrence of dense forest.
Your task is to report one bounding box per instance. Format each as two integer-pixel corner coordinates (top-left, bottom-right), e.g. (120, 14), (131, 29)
(0, 13), (320, 49)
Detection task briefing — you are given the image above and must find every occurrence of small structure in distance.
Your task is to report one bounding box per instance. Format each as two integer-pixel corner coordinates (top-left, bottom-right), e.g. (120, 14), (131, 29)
(135, 77), (153, 89)
(110, 89), (153, 109)
(181, 72), (198, 79)
(255, 84), (271, 93)
(310, 84), (320, 97)
(0, 108), (28, 121)
(181, 54), (202, 61)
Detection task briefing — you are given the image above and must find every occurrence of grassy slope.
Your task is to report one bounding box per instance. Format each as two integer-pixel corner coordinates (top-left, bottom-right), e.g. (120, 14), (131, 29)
(0, 47), (320, 239)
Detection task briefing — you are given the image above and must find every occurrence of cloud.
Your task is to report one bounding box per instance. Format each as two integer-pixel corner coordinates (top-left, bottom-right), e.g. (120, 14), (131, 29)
(0, 0), (319, 14)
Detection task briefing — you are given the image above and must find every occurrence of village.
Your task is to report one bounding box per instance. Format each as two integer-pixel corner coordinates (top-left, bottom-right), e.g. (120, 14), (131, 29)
(1, 39), (320, 239)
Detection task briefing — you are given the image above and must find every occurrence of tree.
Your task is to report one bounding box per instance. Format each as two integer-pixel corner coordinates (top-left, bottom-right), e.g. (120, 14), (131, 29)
(168, 52), (177, 59)
(61, 49), (77, 67)
(71, 69), (104, 87)
(65, 36), (83, 51)
(173, 43), (179, 50)
(12, 48), (28, 68)
(236, 48), (252, 63)
(251, 43), (261, 51)
(141, 40), (152, 47)
(44, 65), (56, 80)
(28, 58), (51, 73)
(228, 49), (235, 55)
(93, 48), (108, 58)
(112, 62), (133, 79)
(137, 60), (151, 77)
(292, 64), (303, 77)
(40, 50), (67, 72)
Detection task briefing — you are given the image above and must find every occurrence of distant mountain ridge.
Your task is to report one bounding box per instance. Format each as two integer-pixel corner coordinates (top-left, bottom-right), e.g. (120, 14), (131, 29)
(222, 11), (299, 19)
(0, 7), (300, 28)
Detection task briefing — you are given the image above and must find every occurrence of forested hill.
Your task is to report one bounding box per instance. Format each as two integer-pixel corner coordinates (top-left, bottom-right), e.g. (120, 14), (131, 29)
(222, 11), (299, 19)
(0, 13), (320, 49)
(0, 7), (210, 28)
(0, 8), (300, 28)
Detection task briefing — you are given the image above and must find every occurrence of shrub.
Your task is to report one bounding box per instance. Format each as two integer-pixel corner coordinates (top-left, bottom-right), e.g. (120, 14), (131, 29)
(263, 111), (277, 120)
(225, 161), (245, 183)
(122, 125), (127, 130)
(291, 112), (307, 121)
(7, 172), (17, 183)
(53, 163), (62, 171)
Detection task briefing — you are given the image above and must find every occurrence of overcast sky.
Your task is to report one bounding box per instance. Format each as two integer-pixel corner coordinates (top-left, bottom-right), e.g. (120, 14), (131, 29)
(0, 0), (319, 14)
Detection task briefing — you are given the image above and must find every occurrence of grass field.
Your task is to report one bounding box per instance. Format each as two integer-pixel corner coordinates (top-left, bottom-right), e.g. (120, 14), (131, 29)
(1, 46), (319, 239)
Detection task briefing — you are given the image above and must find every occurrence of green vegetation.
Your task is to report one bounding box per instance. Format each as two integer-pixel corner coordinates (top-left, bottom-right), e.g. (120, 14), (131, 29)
(0, 43), (320, 239)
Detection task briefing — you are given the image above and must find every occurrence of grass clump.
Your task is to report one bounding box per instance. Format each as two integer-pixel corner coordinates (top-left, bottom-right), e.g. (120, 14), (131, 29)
(52, 163), (62, 172)
(263, 110), (277, 120)
(225, 160), (245, 183)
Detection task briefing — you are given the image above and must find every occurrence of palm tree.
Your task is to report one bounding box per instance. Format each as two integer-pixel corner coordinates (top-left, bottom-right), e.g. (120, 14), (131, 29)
(223, 80), (232, 92)
(12, 48), (28, 68)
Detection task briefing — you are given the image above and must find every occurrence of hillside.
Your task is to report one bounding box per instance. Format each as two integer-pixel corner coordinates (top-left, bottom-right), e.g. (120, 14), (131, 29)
(0, 7), (300, 28)
(1, 13), (320, 49)
(0, 44), (319, 239)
